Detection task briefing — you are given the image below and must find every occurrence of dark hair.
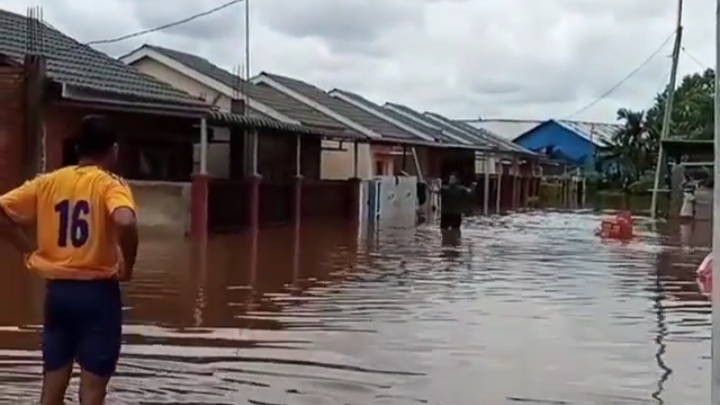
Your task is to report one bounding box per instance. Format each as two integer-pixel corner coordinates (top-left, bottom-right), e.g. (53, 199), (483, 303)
(74, 115), (117, 158)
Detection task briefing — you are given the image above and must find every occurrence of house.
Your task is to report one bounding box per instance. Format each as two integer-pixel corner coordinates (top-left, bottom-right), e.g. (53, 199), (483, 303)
(120, 44), (362, 179)
(250, 72), (453, 179)
(466, 118), (622, 168)
(512, 120), (621, 168)
(0, 12), (363, 236)
(0, 10), (214, 190)
(382, 103), (537, 174)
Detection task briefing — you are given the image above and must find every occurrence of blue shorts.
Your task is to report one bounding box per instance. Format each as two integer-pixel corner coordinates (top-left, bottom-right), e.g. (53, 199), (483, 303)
(43, 279), (123, 377)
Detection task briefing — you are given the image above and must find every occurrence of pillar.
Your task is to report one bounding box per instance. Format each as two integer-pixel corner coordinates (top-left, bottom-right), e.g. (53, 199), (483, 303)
(248, 128), (261, 229)
(483, 164), (490, 215)
(190, 118), (209, 239)
(348, 141), (362, 226)
(511, 158), (519, 210)
(496, 171), (503, 214)
(294, 135), (303, 221)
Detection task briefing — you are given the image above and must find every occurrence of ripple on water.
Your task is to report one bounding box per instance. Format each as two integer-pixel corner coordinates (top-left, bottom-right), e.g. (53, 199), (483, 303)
(0, 212), (710, 404)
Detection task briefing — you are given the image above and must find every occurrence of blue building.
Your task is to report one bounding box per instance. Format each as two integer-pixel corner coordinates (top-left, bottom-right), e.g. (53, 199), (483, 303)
(512, 119), (622, 169)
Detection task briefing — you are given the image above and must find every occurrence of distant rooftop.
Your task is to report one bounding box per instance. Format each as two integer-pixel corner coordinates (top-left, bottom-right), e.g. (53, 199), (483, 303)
(464, 118), (622, 146)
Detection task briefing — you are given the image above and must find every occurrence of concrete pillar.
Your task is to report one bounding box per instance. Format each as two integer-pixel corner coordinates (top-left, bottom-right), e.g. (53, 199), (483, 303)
(294, 135), (303, 221)
(190, 118), (209, 239)
(483, 165), (490, 215)
(248, 128), (261, 229)
(496, 173), (503, 214)
(511, 158), (519, 209)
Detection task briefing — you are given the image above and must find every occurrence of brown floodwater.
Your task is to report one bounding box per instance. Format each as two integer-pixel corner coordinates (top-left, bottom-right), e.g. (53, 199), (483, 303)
(0, 211), (711, 404)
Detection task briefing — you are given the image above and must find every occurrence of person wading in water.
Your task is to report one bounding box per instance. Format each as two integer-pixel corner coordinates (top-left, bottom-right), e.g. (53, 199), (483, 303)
(440, 173), (474, 230)
(0, 115), (138, 405)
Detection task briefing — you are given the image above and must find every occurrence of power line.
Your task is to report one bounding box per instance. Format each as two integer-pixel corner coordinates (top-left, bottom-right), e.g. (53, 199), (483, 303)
(88, 0), (243, 46)
(564, 32), (675, 119)
(50, 0), (244, 53)
(681, 46), (707, 70)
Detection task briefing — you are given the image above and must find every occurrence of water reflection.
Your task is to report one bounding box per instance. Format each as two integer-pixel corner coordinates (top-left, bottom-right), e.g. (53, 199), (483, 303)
(0, 213), (711, 404)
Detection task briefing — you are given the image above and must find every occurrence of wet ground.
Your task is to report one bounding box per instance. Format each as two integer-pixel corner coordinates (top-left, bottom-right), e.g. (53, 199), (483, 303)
(0, 211), (711, 404)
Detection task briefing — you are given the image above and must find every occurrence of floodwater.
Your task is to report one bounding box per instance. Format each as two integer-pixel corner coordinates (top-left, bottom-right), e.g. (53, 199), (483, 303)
(0, 211), (711, 404)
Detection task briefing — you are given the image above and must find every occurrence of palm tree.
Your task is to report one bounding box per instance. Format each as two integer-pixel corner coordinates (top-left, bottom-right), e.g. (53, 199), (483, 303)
(595, 108), (657, 193)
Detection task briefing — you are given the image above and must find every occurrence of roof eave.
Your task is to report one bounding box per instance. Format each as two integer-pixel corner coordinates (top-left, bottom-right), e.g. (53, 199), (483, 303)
(60, 84), (210, 116)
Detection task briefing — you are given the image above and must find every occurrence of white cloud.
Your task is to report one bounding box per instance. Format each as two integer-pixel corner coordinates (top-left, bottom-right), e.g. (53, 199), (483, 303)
(1, 0), (714, 122)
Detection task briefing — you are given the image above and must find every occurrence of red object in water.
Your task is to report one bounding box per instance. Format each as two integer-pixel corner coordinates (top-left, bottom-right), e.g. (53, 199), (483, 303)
(595, 211), (634, 240)
(696, 252), (712, 297)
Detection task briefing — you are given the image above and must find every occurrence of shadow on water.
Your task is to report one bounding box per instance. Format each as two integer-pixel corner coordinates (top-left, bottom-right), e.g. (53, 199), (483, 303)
(0, 213), (710, 404)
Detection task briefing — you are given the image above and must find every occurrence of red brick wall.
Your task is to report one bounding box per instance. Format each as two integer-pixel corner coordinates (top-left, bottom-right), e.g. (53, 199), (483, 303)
(45, 105), (84, 171)
(0, 67), (25, 192)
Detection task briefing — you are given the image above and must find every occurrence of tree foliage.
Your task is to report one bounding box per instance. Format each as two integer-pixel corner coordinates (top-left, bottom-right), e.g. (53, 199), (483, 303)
(595, 68), (714, 192)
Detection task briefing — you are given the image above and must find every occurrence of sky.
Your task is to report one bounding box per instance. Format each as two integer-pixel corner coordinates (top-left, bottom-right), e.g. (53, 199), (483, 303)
(2, 0), (715, 122)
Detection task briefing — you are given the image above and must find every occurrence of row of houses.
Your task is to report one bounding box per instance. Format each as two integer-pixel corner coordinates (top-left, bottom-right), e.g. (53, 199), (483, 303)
(0, 9), (620, 236)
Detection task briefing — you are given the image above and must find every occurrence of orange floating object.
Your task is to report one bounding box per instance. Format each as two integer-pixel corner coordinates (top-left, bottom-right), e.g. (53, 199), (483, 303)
(696, 252), (712, 297)
(595, 211), (634, 240)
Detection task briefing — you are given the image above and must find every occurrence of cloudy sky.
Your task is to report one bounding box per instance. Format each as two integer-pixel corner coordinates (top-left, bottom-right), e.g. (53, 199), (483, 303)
(3, 0), (715, 122)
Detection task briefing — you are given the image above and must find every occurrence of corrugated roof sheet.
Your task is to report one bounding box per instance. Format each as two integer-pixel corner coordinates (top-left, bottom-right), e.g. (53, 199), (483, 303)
(207, 110), (363, 139)
(554, 120), (621, 145)
(0, 10), (206, 107)
(466, 118), (622, 146)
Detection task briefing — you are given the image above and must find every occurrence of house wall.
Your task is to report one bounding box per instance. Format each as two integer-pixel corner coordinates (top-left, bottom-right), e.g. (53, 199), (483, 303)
(320, 140), (372, 179)
(0, 66), (25, 192)
(131, 58), (231, 178)
(514, 121), (596, 167)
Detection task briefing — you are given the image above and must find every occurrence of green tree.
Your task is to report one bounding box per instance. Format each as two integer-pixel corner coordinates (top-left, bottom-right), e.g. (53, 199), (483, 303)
(596, 109), (655, 192)
(646, 68), (714, 140)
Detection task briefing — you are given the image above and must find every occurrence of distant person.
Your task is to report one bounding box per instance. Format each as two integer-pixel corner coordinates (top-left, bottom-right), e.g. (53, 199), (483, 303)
(0, 115), (138, 405)
(440, 173), (474, 230)
(680, 174), (697, 220)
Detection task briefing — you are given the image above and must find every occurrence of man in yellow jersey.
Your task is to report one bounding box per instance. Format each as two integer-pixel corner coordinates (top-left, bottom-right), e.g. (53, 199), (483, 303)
(0, 115), (138, 405)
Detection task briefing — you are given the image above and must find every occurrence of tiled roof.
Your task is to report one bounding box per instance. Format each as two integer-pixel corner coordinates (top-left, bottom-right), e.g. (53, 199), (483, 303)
(423, 112), (534, 155)
(383, 102), (476, 145)
(0, 10), (206, 107)
(330, 89), (451, 143)
(259, 72), (421, 141)
(145, 45), (359, 134)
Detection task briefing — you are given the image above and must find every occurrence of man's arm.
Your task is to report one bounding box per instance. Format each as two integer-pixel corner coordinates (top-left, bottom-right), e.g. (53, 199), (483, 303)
(104, 177), (138, 281)
(0, 179), (39, 255)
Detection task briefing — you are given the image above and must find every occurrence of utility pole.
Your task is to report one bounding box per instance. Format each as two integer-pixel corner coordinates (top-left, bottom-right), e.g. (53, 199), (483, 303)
(711, 2), (720, 403)
(650, 0), (683, 219)
(244, 0), (250, 109)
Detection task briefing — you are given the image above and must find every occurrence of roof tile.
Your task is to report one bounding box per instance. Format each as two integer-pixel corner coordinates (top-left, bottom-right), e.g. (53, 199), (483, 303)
(261, 72), (421, 141)
(0, 10), (205, 106)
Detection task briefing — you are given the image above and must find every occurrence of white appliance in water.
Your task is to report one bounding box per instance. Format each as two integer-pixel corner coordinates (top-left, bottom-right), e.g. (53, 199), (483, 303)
(364, 176), (417, 227)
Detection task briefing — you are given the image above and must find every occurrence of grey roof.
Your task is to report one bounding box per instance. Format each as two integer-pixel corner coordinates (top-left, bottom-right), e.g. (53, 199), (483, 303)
(423, 112), (534, 155)
(330, 89), (460, 143)
(260, 72), (422, 141)
(208, 110), (363, 140)
(145, 45), (359, 135)
(382, 103), (492, 148)
(0, 10), (206, 107)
